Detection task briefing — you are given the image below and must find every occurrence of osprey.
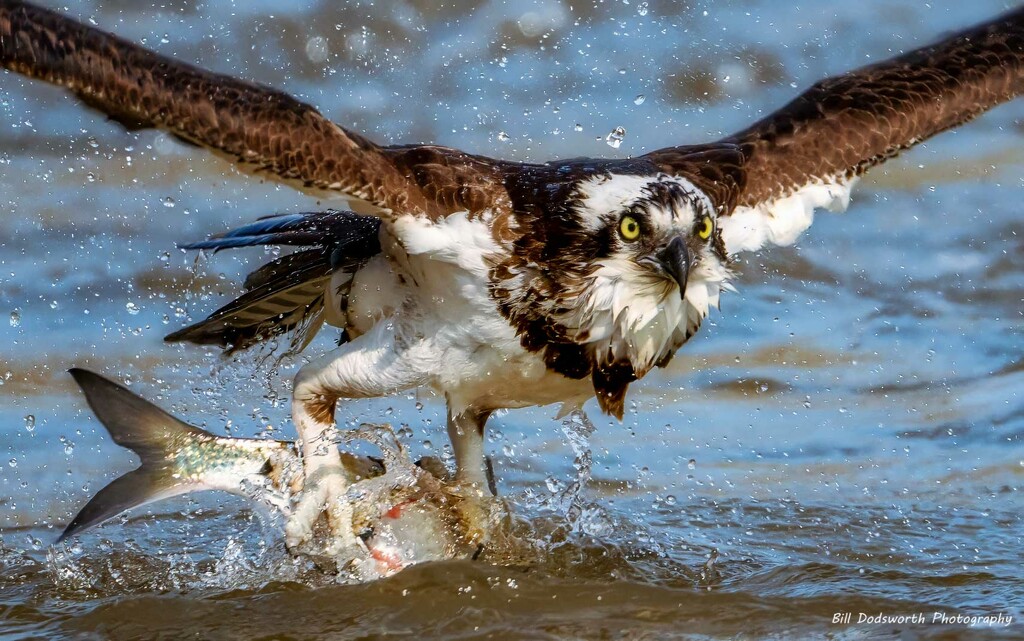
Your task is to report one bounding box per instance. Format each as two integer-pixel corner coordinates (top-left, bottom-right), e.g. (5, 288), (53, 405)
(2, 2), (1022, 555)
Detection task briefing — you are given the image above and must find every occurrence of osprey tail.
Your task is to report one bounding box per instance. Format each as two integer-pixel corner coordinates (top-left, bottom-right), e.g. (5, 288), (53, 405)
(165, 210), (382, 355)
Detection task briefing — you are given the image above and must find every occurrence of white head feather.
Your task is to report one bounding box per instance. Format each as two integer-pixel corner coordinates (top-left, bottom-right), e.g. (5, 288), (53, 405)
(558, 173), (733, 376)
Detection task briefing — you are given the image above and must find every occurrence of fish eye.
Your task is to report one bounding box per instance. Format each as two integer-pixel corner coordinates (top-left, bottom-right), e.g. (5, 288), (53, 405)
(697, 215), (714, 240)
(619, 215), (641, 241)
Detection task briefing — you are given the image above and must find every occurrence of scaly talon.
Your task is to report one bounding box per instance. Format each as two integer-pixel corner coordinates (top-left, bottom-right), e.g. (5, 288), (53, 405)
(285, 465), (362, 556)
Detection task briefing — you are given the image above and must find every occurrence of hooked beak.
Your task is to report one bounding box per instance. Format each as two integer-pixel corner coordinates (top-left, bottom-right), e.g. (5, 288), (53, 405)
(656, 236), (691, 299)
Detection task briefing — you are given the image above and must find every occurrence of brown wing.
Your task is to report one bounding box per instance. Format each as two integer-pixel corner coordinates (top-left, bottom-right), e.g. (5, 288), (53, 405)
(647, 6), (1024, 212)
(0, 1), (513, 219)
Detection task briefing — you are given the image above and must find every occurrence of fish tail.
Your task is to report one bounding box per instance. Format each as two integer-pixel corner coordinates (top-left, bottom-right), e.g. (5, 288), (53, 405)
(59, 368), (213, 542)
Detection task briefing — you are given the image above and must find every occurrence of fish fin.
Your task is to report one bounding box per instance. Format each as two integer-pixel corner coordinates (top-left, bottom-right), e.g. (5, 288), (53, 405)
(57, 469), (186, 543)
(69, 368), (208, 453)
(60, 369), (210, 541)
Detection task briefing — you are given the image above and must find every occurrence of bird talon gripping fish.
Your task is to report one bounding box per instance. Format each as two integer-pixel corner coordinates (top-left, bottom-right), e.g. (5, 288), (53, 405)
(2, 1), (1022, 558)
(63, 368), (488, 579)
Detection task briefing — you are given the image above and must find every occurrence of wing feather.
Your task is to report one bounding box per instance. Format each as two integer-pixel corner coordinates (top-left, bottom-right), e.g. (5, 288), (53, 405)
(0, 1), (515, 219)
(647, 7), (1024, 252)
(727, 6), (1024, 209)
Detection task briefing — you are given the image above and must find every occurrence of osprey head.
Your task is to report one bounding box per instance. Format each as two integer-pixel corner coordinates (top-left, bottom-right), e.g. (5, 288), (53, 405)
(567, 174), (731, 368)
(494, 171), (734, 418)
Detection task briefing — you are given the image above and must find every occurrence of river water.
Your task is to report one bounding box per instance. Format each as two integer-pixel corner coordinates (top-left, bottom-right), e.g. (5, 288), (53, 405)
(1, 1), (1022, 639)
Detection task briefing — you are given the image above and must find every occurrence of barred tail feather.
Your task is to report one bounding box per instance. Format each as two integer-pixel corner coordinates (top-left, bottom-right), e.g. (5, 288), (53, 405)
(165, 251), (332, 355)
(166, 280), (331, 355)
(165, 210), (382, 355)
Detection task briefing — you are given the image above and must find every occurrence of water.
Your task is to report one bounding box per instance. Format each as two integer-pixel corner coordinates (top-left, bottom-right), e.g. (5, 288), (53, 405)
(1, 1), (1022, 638)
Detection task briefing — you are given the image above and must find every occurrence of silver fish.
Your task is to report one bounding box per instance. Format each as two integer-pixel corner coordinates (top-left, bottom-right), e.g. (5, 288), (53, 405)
(62, 368), (494, 578)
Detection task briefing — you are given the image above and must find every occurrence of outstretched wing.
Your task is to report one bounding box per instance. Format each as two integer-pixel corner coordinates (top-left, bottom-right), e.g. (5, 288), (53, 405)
(0, 1), (514, 219)
(646, 6), (1024, 254)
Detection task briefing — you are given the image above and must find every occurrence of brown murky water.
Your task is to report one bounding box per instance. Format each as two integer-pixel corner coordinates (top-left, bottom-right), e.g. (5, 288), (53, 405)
(1, 1), (1022, 639)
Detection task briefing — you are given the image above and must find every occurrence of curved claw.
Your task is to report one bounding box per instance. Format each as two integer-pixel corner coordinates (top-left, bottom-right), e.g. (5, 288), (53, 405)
(285, 465), (363, 557)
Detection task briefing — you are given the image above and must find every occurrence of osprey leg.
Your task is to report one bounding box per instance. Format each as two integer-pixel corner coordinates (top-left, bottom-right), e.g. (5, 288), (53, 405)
(445, 406), (500, 547)
(286, 319), (427, 555)
(447, 407), (493, 491)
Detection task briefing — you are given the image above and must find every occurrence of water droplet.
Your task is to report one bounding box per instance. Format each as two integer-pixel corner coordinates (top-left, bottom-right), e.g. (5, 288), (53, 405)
(125, 302), (141, 315)
(637, 2), (649, 16)
(633, 94), (646, 105)
(86, 172), (96, 183)
(9, 309), (20, 327)
(545, 475), (565, 493)
(24, 415), (35, 432)
(305, 36), (330, 64)
(687, 458), (696, 470)
(605, 126), (626, 149)
(162, 196), (175, 208)
(7, 458), (16, 468)
(663, 494), (677, 506)
(414, 401), (424, 411)
(159, 251), (170, 262)
(496, 131), (511, 142)
(573, 123), (583, 132)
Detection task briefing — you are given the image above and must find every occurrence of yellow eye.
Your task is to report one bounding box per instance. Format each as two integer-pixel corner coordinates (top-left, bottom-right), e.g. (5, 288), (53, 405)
(619, 215), (641, 241)
(697, 215), (714, 240)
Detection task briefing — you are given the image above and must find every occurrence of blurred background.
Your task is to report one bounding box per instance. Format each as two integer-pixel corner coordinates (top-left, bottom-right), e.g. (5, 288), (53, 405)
(0, 1), (1021, 638)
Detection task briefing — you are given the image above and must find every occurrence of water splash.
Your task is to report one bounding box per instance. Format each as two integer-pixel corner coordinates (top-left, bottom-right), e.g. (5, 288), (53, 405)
(545, 410), (608, 538)
(605, 126), (626, 149)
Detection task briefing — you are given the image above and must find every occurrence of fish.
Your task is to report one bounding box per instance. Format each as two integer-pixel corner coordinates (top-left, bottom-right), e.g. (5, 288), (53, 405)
(61, 368), (498, 579)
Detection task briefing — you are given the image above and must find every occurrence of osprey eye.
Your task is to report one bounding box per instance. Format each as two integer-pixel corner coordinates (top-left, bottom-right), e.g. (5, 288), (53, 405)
(697, 215), (714, 240)
(619, 215), (641, 241)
